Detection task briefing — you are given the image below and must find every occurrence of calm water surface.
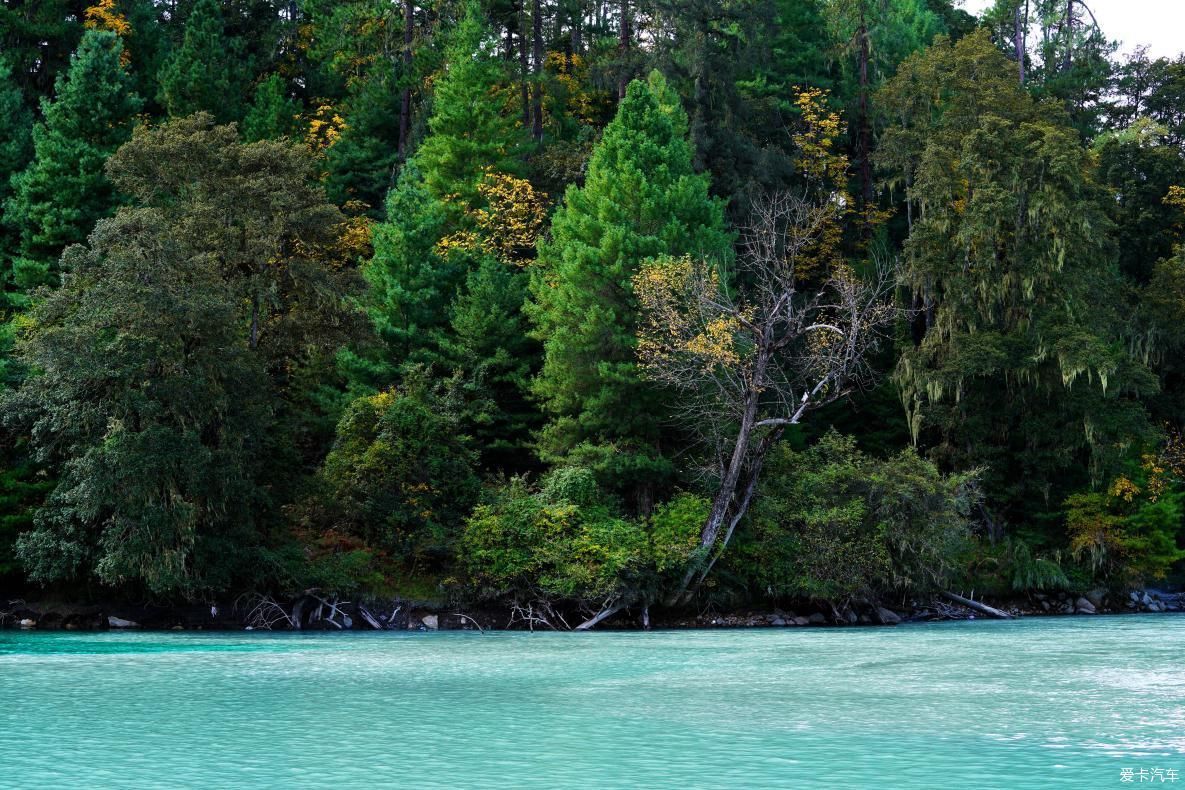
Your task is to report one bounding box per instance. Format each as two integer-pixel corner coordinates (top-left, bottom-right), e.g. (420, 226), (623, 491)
(1, 616), (1182, 789)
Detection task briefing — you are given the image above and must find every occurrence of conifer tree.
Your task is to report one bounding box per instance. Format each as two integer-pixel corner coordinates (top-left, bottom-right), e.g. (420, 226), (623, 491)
(527, 71), (732, 506)
(0, 62), (33, 295)
(158, 0), (245, 122)
(241, 73), (302, 142)
(414, 1), (524, 209)
(6, 31), (142, 286)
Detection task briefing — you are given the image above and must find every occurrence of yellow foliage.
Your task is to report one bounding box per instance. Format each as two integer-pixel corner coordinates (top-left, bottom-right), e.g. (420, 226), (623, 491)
(794, 87), (847, 187)
(471, 172), (549, 264)
(304, 103), (347, 152)
(790, 88), (852, 281)
(439, 171), (549, 264)
(685, 317), (743, 369)
(84, 0), (132, 65)
(545, 52), (609, 126)
(1108, 475), (1141, 503)
(1143, 428), (1185, 502)
(634, 256), (745, 377)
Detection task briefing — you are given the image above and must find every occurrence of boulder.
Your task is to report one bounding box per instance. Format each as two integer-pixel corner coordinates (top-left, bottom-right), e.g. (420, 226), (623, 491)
(807, 613), (826, 625)
(421, 614), (439, 630)
(770, 616), (786, 626)
(1085, 589), (1107, 609)
(1141, 592), (1153, 607)
(792, 616), (809, 626)
(108, 616), (140, 629)
(875, 606), (902, 625)
(18, 619), (35, 629)
(1074, 597), (1096, 615)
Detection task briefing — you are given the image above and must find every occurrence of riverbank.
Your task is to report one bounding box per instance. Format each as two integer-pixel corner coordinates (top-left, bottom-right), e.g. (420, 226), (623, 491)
(3, 587), (1182, 632)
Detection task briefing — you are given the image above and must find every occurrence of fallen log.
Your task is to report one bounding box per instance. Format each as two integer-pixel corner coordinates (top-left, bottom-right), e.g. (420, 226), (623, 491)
(942, 591), (1013, 619)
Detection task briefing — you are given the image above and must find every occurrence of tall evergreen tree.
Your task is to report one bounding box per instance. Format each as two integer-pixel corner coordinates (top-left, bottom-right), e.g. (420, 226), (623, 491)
(6, 30), (142, 287)
(527, 71), (732, 508)
(158, 0), (247, 122)
(414, 0), (524, 209)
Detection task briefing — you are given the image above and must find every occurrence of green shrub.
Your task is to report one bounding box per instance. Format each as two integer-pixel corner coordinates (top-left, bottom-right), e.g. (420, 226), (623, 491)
(734, 431), (978, 602)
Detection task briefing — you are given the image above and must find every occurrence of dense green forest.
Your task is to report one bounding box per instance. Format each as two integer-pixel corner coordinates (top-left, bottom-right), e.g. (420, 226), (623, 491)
(2, 0), (1184, 623)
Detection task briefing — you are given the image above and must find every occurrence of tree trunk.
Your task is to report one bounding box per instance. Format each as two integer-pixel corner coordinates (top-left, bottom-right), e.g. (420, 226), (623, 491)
(617, 0), (631, 99)
(1063, 0), (1073, 71)
(398, 1), (414, 159)
(519, 0), (531, 128)
(1014, 1), (1027, 85)
(532, 0), (544, 141)
(856, 6), (874, 232)
(668, 347), (772, 605)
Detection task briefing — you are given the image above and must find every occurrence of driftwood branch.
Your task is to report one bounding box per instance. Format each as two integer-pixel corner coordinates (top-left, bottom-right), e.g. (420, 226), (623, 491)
(358, 605), (384, 630)
(574, 600), (628, 630)
(453, 612), (486, 634)
(942, 591), (1013, 619)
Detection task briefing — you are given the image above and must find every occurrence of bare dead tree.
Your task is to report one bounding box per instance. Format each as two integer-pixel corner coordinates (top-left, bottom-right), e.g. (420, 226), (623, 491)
(234, 593), (296, 630)
(634, 192), (899, 606)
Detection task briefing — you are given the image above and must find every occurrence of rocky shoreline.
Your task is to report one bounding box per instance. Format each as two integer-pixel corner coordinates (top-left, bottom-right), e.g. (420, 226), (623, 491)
(2, 587), (1182, 633)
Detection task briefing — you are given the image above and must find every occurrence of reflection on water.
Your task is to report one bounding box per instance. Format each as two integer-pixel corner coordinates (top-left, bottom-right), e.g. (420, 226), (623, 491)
(1, 616), (1182, 789)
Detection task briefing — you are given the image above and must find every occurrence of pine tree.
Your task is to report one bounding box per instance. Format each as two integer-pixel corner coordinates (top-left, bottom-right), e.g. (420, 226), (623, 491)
(527, 71), (732, 506)
(158, 0), (246, 122)
(361, 163), (463, 382)
(414, 0), (524, 210)
(6, 31), (142, 286)
(241, 73), (302, 142)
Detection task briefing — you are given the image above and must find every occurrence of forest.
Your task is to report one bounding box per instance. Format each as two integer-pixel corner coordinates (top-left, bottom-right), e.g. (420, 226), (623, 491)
(1, 0), (1184, 627)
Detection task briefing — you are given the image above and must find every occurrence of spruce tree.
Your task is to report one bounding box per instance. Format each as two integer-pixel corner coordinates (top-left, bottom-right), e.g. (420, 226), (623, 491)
(527, 71), (732, 506)
(6, 31), (142, 287)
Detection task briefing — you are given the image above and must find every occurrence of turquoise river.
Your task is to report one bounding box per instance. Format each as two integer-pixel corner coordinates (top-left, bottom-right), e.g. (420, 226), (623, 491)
(1, 615), (1183, 789)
